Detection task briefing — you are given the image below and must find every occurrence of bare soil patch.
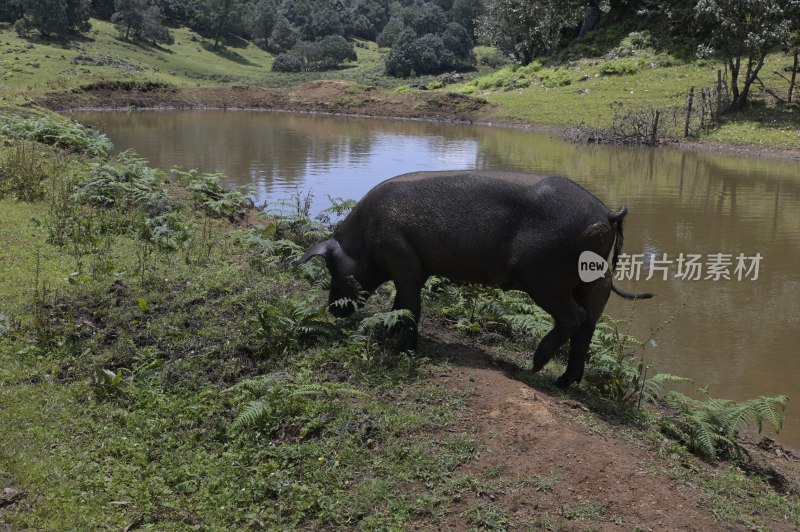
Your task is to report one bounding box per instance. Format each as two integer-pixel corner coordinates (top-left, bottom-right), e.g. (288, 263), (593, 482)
(36, 80), (488, 123)
(422, 327), (800, 530)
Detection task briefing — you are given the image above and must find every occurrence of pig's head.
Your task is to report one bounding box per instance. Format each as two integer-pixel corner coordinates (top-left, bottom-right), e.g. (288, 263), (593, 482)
(298, 238), (372, 318)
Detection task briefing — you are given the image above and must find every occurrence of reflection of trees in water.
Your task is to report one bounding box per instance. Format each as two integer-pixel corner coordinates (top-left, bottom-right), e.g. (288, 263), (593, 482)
(472, 126), (800, 247)
(90, 111), (488, 191)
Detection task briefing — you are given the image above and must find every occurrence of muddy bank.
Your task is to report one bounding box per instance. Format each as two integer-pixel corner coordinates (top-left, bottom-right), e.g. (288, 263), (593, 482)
(36, 80), (489, 123)
(37, 80), (800, 162)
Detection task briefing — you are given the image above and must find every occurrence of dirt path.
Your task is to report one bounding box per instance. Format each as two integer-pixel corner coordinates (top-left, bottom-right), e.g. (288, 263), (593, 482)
(424, 333), (798, 531)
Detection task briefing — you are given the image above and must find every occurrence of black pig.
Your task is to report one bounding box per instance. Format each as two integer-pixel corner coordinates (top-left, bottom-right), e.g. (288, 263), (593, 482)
(299, 171), (651, 387)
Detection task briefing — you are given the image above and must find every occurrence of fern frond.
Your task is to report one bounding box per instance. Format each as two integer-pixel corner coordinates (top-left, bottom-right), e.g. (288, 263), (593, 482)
(357, 310), (415, 335)
(231, 399), (274, 430)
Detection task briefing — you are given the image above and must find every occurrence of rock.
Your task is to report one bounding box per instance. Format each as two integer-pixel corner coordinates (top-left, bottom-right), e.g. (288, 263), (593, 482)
(649, 62), (657, 69)
(579, 74), (590, 82)
(578, 88), (590, 95)
(0, 485), (24, 508)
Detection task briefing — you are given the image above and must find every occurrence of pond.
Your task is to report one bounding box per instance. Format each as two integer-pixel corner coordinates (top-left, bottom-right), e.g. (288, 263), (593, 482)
(74, 110), (800, 450)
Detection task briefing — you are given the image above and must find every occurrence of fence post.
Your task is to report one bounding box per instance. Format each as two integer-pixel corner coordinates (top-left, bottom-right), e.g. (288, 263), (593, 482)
(716, 70), (723, 115)
(700, 88), (707, 130)
(684, 86), (694, 137)
(651, 110), (660, 145)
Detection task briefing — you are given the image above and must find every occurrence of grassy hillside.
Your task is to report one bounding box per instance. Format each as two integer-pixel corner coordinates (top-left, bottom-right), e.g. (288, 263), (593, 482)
(0, 19), (398, 103)
(456, 50), (800, 149)
(2, 19), (798, 150)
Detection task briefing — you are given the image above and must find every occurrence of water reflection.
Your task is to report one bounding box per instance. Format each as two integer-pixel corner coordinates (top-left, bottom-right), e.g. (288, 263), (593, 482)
(74, 110), (800, 450)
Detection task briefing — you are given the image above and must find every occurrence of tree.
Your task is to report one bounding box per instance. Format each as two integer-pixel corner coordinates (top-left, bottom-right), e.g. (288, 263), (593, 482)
(441, 21), (474, 63)
(376, 16), (406, 47)
(344, 0), (390, 40)
(112, 0), (173, 43)
(245, 0), (277, 44)
(91, 0), (116, 20)
(111, 0), (145, 40)
(695, 0), (794, 108)
(290, 35), (356, 71)
(20, 0), (91, 37)
(451, 0), (484, 40)
(476, 0), (581, 64)
(141, 5), (174, 44)
(194, 0), (244, 47)
(1, 0), (25, 23)
(400, 2), (447, 35)
(270, 15), (299, 52)
(161, 0), (202, 24)
(384, 28), (419, 76)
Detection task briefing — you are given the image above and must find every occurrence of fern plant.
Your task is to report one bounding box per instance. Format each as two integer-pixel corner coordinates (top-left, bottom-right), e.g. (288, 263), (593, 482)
(493, 290), (553, 342)
(315, 195), (358, 229)
(230, 373), (368, 436)
(662, 392), (788, 460)
(176, 169), (252, 222)
(584, 319), (690, 407)
(0, 112), (113, 156)
(257, 298), (335, 356)
(348, 309), (415, 357)
(268, 190), (330, 247)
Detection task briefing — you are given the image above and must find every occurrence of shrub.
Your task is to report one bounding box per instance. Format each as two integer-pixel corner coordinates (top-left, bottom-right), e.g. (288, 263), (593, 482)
(536, 68), (572, 88)
(599, 59), (641, 76)
(0, 113), (113, 156)
(0, 143), (48, 202)
(271, 52), (302, 73)
(290, 35), (356, 71)
(476, 48), (508, 68)
(14, 16), (32, 37)
(256, 299), (335, 356)
(615, 31), (653, 57)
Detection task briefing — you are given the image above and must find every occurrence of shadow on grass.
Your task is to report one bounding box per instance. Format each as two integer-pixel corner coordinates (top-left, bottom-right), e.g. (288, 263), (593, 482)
(114, 36), (175, 54)
(720, 102), (800, 130)
(200, 41), (259, 66)
(419, 332), (643, 424)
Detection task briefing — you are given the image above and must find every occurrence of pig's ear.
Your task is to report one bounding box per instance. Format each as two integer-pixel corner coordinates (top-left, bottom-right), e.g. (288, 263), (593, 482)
(297, 239), (339, 265)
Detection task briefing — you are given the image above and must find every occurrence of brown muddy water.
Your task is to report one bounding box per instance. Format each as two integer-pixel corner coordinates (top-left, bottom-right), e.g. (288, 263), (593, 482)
(74, 110), (800, 450)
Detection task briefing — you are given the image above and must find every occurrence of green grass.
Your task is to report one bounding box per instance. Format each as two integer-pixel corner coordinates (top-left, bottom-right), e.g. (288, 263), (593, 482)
(455, 45), (800, 149)
(0, 199), (73, 313)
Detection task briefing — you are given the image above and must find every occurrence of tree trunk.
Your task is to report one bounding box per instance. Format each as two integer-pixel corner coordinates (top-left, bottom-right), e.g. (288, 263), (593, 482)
(789, 50), (798, 104)
(578, 3), (601, 38)
(736, 53), (766, 108)
(728, 57), (741, 108)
